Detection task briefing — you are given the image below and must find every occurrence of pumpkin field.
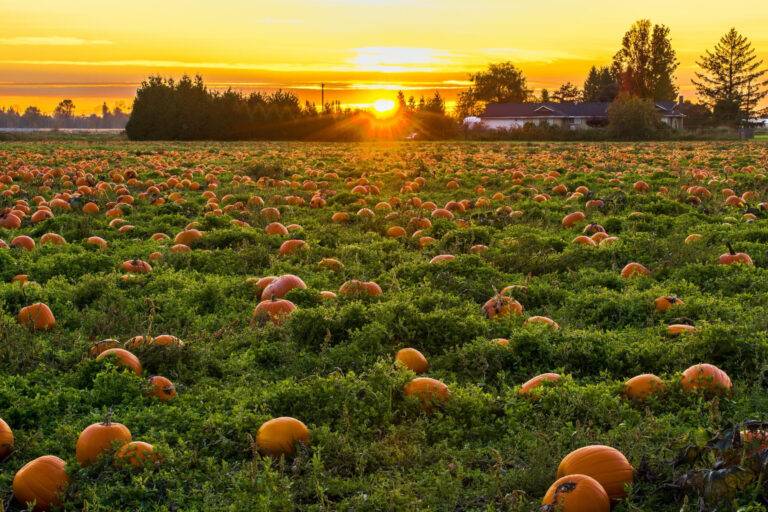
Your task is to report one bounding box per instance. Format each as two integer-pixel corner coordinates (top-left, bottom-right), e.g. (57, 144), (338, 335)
(3, 140), (768, 511)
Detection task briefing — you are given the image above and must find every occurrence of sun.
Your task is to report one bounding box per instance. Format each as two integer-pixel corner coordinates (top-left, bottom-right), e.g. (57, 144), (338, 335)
(372, 99), (396, 117)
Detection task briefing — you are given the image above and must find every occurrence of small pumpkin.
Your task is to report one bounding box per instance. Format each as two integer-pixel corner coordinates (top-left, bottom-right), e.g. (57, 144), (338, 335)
(556, 445), (633, 500)
(620, 262), (650, 278)
(542, 474), (610, 512)
(524, 315), (560, 329)
(654, 295), (683, 312)
(253, 298), (296, 325)
(76, 415), (132, 466)
(624, 374), (665, 401)
(256, 417), (310, 458)
(519, 373), (561, 395)
(482, 295), (523, 319)
(261, 274), (306, 300)
(395, 348), (429, 373)
(403, 377), (450, 410)
(561, 211), (586, 228)
(12, 455), (69, 512)
(148, 376), (177, 401)
(116, 441), (157, 468)
(121, 258), (152, 273)
(89, 338), (120, 357)
(338, 280), (382, 297)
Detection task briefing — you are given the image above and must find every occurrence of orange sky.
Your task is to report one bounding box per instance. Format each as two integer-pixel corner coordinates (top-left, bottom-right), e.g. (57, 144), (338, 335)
(1, 0), (767, 114)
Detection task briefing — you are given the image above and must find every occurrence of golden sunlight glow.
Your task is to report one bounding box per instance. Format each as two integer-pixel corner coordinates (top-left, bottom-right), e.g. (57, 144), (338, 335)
(372, 99), (396, 116)
(1, 0), (767, 113)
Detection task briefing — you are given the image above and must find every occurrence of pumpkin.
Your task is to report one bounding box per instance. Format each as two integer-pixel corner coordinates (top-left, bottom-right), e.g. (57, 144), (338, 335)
(667, 324), (696, 335)
(624, 374), (665, 401)
(11, 235), (35, 251)
(278, 239), (308, 255)
(76, 416), (132, 466)
(562, 211), (586, 228)
(718, 243), (753, 265)
(116, 441), (156, 467)
(12, 455), (69, 512)
(681, 363), (732, 395)
(86, 236), (108, 249)
(338, 280), (382, 297)
(429, 254), (455, 264)
(18, 303), (56, 330)
(265, 222), (289, 236)
(482, 295), (523, 319)
(148, 376), (177, 401)
(40, 232), (66, 245)
(620, 262), (650, 278)
(152, 334), (184, 347)
(125, 335), (153, 349)
(684, 234), (703, 244)
(654, 295), (683, 312)
(89, 338), (120, 357)
(556, 445), (633, 499)
(469, 244), (489, 254)
(519, 373), (561, 395)
(96, 348), (142, 375)
(395, 348), (429, 373)
(403, 377), (450, 410)
(253, 298), (296, 325)
(174, 228), (203, 245)
(121, 259), (152, 273)
(524, 316), (560, 329)
(318, 257), (344, 271)
(572, 235), (597, 246)
(0, 417), (13, 459)
(261, 274), (306, 300)
(256, 417), (310, 458)
(493, 338), (510, 347)
(542, 474), (610, 512)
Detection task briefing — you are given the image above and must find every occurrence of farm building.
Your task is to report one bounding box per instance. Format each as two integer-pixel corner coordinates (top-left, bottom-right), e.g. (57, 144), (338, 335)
(477, 100), (685, 130)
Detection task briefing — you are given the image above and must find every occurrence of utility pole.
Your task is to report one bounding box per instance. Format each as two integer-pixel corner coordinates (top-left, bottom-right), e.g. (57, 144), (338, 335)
(321, 83), (325, 113)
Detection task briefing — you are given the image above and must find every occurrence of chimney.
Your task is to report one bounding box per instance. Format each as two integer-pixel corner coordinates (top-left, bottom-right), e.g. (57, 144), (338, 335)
(678, 95), (684, 105)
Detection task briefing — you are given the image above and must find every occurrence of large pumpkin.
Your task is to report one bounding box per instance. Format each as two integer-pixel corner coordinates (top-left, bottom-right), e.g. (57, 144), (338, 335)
(0, 417), (13, 459)
(253, 298), (296, 325)
(96, 348), (142, 375)
(18, 303), (56, 331)
(12, 455), (69, 512)
(260, 274), (306, 300)
(256, 417), (310, 458)
(148, 376), (177, 401)
(542, 474), (610, 512)
(556, 445), (633, 500)
(76, 418), (132, 466)
(681, 363), (732, 395)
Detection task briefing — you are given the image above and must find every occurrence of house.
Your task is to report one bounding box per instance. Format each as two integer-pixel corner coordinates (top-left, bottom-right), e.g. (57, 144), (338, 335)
(476, 100), (685, 130)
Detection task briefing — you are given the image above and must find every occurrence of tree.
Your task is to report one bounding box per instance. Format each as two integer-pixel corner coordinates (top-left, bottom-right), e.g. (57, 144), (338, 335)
(539, 89), (550, 103)
(692, 28), (768, 126)
(678, 101), (712, 130)
(423, 91), (445, 114)
(456, 62), (531, 117)
(552, 82), (581, 103)
(611, 20), (679, 100)
(583, 66), (619, 102)
(53, 99), (76, 119)
(607, 95), (660, 139)
(21, 106), (45, 128)
(396, 91), (407, 112)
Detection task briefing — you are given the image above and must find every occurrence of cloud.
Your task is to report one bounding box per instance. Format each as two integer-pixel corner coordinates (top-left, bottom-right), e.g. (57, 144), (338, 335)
(258, 18), (303, 25)
(0, 37), (113, 46)
(350, 47), (453, 72)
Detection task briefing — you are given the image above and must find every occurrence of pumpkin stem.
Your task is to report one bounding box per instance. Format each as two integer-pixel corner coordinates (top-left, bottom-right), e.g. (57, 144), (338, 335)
(726, 242), (735, 255)
(104, 407), (113, 426)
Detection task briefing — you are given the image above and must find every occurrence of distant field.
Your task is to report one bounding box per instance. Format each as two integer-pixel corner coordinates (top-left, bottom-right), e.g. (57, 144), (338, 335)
(2, 141), (768, 511)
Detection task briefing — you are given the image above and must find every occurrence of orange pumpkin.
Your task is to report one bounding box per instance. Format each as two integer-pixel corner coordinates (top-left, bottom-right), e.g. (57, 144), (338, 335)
(116, 441), (157, 467)
(395, 348), (429, 373)
(403, 377), (450, 410)
(654, 295), (683, 312)
(429, 254), (455, 264)
(173, 228), (203, 245)
(279, 239), (308, 256)
(265, 222), (289, 236)
(681, 363), (732, 395)
(148, 376), (177, 401)
(0, 417), (13, 459)
(89, 338), (120, 357)
(542, 474), (610, 512)
(624, 374), (665, 401)
(12, 455), (69, 512)
(620, 262), (650, 278)
(18, 303), (56, 330)
(562, 211), (586, 228)
(718, 243), (753, 265)
(519, 373), (561, 395)
(253, 298), (296, 325)
(76, 417), (132, 466)
(482, 295), (523, 319)
(261, 274), (306, 300)
(121, 259), (152, 273)
(556, 445), (633, 500)
(96, 348), (142, 375)
(338, 280), (383, 297)
(256, 417), (311, 457)
(524, 316), (560, 330)
(11, 235), (35, 251)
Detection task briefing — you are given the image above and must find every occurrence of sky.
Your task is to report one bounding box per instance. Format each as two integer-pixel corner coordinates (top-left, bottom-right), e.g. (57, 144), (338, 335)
(1, 0), (767, 114)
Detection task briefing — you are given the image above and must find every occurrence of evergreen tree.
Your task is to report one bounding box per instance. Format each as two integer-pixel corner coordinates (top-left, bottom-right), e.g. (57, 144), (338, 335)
(552, 82), (581, 103)
(692, 28), (768, 125)
(583, 66), (619, 102)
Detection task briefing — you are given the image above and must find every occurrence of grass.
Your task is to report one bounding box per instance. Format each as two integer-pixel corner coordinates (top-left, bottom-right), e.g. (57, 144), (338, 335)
(1, 140), (768, 511)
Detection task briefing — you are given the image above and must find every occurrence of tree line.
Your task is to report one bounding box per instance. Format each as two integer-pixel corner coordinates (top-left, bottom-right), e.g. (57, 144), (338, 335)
(457, 22), (767, 129)
(0, 101), (128, 130)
